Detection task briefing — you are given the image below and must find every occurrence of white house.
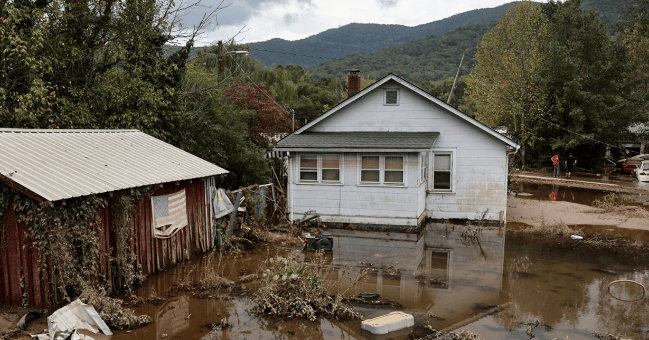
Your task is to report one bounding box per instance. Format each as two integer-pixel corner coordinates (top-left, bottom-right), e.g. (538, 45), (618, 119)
(273, 73), (519, 227)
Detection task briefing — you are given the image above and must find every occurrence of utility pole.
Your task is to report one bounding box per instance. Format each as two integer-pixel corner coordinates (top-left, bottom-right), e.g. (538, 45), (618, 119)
(447, 53), (465, 104)
(291, 109), (295, 132)
(218, 40), (224, 79)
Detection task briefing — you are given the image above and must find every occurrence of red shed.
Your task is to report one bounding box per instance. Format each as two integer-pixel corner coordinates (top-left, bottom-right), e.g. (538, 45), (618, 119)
(0, 129), (228, 308)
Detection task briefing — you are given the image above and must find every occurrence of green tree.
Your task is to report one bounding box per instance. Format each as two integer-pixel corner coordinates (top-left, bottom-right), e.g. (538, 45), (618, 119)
(621, 0), (649, 148)
(0, 0), (207, 142)
(541, 0), (636, 166)
(466, 1), (551, 168)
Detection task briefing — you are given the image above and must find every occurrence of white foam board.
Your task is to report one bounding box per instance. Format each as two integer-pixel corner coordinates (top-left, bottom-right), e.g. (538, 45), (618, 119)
(361, 311), (415, 335)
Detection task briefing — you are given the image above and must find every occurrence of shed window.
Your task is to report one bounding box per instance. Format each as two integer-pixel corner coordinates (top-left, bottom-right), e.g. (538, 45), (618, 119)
(300, 154), (318, 181)
(384, 89), (399, 105)
(433, 154), (452, 190)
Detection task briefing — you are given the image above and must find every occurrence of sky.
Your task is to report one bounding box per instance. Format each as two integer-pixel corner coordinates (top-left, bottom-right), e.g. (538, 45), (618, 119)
(181, 0), (527, 46)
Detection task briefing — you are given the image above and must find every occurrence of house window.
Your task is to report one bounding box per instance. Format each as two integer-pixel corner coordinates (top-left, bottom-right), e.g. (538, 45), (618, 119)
(384, 156), (404, 183)
(428, 249), (450, 289)
(360, 154), (405, 185)
(384, 89), (399, 105)
(419, 153), (428, 184)
(299, 154), (341, 183)
(433, 153), (452, 190)
(361, 155), (380, 182)
(300, 154), (318, 181)
(321, 154), (340, 181)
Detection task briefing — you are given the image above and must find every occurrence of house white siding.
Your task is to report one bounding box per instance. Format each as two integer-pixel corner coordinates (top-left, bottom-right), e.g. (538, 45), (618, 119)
(302, 79), (509, 222)
(289, 152), (424, 226)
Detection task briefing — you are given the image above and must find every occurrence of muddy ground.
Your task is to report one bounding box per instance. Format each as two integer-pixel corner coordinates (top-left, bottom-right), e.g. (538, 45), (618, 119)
(2, 174), (649, 340)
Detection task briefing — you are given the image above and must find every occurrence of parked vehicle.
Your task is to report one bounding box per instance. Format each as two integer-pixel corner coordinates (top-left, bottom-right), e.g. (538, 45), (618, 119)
(636, 160), (649, 182)
(621, 154), (649, 174)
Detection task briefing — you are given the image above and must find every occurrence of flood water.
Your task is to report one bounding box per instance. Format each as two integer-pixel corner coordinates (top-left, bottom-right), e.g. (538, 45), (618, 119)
(106, 219), (649, 340)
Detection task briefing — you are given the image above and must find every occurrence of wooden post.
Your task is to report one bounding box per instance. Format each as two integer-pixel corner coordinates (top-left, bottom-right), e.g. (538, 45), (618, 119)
(228, 191), (242, 238)
(218, 40), (224, 79)
(271, 183), (277, 212)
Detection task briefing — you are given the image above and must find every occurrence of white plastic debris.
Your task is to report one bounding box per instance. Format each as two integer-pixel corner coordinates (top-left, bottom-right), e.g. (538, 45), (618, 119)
(31, 299), (112, 340)
(570, 235), (583, 240)
(361, 311), (414, 335)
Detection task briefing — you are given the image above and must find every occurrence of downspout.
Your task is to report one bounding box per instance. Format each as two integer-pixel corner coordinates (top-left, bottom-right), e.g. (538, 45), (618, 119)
(504, 145), (520, 224)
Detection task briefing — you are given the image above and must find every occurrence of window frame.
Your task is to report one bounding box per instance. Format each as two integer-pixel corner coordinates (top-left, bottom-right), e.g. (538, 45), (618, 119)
(357, 154), (407, 186)
(297, 153), (342, 184)
(419, 152), (428, 185)
(383, 88), (400, 106)
(430, 150), (455, 193)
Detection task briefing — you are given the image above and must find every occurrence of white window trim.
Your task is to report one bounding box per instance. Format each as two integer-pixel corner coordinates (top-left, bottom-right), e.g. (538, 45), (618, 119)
(297, 153), (343, 185)
(419, 152), (428, 185)
(383, 88), (400, 106)
(429, 149), (456, 193)
(357, 154), (407, 187)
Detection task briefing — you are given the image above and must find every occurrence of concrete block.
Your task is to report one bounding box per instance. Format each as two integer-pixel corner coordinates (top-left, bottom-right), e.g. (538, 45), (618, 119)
(361, 311), (414, 335)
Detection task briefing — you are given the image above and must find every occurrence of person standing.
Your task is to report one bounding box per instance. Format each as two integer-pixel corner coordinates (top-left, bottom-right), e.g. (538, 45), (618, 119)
(551, 153), (560, 178)
(565, 153), (577, 178)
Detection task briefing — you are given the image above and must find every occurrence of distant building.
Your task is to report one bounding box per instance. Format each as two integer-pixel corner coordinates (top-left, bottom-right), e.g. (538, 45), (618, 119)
(273, 73), (518, 227)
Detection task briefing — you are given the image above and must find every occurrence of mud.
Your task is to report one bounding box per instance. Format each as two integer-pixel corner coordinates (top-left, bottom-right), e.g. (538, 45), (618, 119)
(3, 182), (649, 340)
(508, 182), (649, 231)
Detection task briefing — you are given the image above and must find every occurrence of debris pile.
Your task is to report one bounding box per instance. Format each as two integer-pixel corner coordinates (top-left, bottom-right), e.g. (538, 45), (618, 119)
(79, 288), (151, 329)
(415, 329), (484, 340)
(251, 254), (361, 322)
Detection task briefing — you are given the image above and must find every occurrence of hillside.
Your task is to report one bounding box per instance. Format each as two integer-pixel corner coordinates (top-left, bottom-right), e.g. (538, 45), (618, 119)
(306, 0), (634, 83)
(248, 2), (517, 68)
(307, 23), (493, 82)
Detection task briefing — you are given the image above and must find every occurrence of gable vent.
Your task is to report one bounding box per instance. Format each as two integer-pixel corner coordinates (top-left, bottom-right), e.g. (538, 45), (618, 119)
(385, 89), (399, 105)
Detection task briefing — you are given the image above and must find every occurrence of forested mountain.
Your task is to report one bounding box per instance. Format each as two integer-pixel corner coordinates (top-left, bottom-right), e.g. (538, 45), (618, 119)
(248, 2), (517, 68)
(307, 23), (493, 82)
(247, 0), (633, 70)
(305, 0), (634, 82)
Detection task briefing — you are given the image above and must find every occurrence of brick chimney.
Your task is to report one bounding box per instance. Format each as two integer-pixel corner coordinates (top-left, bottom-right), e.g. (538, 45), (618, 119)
(347, 69), (361, 98)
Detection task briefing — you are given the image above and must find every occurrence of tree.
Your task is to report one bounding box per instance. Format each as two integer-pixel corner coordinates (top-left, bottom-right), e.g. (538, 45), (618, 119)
(541, 0), (636, 167)
(0, 0), (213, 142)
(466, 1), (551, 168)
(621, 0), (649, 149)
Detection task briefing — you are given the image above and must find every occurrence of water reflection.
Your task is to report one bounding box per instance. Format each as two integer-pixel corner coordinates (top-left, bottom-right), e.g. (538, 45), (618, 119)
(108, 223), (649, 340)
(308, 224), (508, 334)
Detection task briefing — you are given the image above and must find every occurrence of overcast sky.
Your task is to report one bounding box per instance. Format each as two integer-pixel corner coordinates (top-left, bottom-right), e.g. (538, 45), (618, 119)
(183, 0), (530, 46)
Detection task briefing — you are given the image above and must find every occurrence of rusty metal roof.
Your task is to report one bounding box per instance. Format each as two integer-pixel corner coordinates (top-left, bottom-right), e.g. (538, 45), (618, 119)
(0, 129), (228, 201)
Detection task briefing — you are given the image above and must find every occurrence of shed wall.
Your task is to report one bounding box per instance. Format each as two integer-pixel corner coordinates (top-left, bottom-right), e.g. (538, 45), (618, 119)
(0, 178), (213, 308)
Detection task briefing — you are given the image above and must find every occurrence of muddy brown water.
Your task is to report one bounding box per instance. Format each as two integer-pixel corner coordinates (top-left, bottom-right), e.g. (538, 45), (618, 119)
(103, 220), (649, 340)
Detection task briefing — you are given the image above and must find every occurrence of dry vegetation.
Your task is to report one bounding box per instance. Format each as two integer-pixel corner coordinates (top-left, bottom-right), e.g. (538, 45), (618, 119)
(592, 193), (649, 218)
(79, 287), (151, 329)
(251, 252), (363, 322)
(415, 329), (484, 340)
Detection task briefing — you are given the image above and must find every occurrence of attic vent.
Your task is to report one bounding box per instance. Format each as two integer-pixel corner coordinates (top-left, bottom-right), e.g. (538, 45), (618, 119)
(384, 89), (399, 105)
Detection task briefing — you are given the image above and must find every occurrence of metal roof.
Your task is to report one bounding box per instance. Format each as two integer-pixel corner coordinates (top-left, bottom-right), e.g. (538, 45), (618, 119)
(274, 132), (439, 151)
(0, 129), (228, 201)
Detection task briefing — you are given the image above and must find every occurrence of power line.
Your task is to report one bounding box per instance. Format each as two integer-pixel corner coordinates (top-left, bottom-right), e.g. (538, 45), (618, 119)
(249, 48), (338, 60)
(529, 111), (640, 155)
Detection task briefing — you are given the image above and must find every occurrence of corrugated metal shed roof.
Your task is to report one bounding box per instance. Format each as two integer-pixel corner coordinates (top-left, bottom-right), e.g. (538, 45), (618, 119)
(0, 129), (228, 201)
(275, 132), (439, 150)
